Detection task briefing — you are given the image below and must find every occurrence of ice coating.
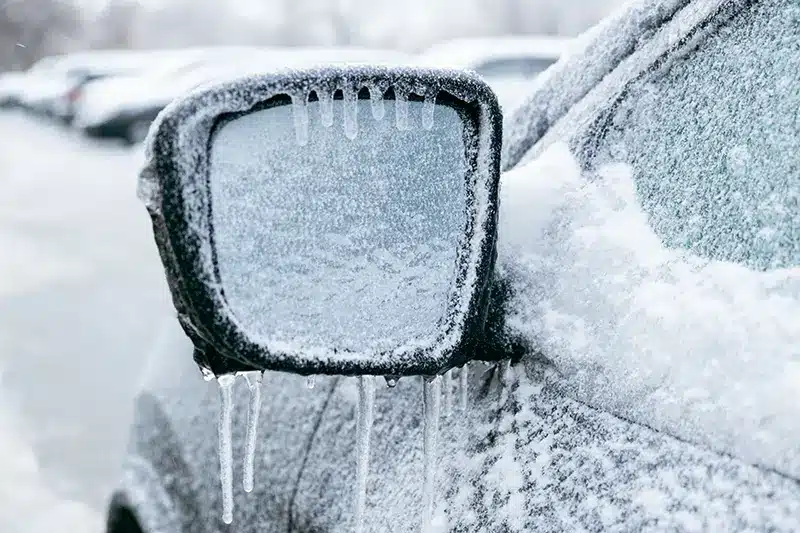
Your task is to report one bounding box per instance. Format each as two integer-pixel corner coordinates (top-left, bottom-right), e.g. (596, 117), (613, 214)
(441, 371), (451, 417)
(394, 90), (409, 131)
(217, 374), (236, 524)
(422, 376), (441, 533)
(355, 376), (375, 533)
(318, 88), (334, 127)
(422, 93), (436, 131)
(499, 142), (800, 478)
(343, 84), (359, 140)
(242, 371), (262, 493)
(368, 84), (385, 121)
(291, 93), (309, 146)
(209, 98), (468, 354)
(459, 365), (468, 410)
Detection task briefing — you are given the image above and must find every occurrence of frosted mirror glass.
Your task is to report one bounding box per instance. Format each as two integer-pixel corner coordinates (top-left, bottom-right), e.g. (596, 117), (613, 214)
(209, 96), (468, 353)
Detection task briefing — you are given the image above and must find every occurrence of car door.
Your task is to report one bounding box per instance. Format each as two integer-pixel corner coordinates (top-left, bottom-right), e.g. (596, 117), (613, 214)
(292, 1), (799, 531)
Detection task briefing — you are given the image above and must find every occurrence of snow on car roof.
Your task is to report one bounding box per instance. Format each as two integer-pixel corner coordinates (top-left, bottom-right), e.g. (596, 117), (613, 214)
(419, 35), (570, 69)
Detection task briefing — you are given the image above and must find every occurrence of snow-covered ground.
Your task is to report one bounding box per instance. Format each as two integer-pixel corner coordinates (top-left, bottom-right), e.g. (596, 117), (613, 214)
(0, 111), (170, 529)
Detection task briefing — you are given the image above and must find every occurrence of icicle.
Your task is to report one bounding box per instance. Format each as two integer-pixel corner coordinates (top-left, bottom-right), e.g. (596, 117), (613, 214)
(242, 371), (262, 493)
(422, 92), (436, 130)
(395, 90), (409, 131)
(368, 84), (385, 120)
(217, 374), (236, 524)
(385, 376), (398, 388)
(200, 366), (215, 382)
(306, 375), (316, 390)
(343, 84), (359, 140)
(318, 88), (334, 127)
(460, 365), (469, 411)
(292, 93), (309, 146)
(355, 376), (375, 533)
(441, 371), (451, 417)
(422, 376), (441, 533)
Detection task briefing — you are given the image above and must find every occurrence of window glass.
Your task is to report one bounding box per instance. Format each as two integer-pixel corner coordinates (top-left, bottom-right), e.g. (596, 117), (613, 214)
(594, 0), (799, 270)
(475, 57), (555, 81)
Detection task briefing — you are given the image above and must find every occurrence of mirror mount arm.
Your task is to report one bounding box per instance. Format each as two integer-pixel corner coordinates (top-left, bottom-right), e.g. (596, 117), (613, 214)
(472, 274), (530, 366)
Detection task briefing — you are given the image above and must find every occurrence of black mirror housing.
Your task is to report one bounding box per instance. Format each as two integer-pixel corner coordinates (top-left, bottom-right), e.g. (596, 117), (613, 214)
(139, 65), (502, 377)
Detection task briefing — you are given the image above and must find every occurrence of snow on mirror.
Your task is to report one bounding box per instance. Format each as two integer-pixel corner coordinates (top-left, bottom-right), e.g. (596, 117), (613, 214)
(208, 97), (467, 354)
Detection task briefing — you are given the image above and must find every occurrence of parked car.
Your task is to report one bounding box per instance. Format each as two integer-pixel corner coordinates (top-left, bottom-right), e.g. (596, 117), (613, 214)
(76, 47), (409, 145)
(15, 49), (198, 123)
(0, 71), (25, 108)
(419, 35), (569, 112)
(108, 1), (799, 532)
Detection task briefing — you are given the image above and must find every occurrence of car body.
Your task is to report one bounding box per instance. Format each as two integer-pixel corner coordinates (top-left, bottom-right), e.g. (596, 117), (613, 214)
(0, 71), (25, 108)
(15, 49), (204, 123)
(109, 1), (799, 532)
(419, 35), (569, 113)
(76, 47), (410, 145)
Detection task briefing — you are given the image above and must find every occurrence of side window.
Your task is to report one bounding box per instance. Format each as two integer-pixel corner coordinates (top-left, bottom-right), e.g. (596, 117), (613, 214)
(474, 57), (555, 81)
(593, 0), (799, 270)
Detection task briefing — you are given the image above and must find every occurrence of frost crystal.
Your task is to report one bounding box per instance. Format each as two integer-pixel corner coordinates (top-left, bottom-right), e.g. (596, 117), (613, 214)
(242, 371), (262, 493)
(422, 376), (442, 533)
(217, 374), (236, 524)
(355, 376), (375, 533)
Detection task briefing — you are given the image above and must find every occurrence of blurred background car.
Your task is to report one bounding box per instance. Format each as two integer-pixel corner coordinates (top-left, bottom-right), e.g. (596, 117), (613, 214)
(75, 46), (410, 144)
(419, 35), (569, 112)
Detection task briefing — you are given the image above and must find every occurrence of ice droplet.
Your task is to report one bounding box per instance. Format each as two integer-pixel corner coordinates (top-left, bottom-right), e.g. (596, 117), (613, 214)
(201, 366), (215, 382)
(243, 371), (262, 493)
(355, 376), (375, 533)
(460, 365), (469, 410)
(395, 91), (409, 131)
(318, 88), (334, 127)
(422, 93), (436, 130)
(369, 85), (385, 120)
(217, 374), (236, 524)
(343, 84), (359, 140)
(292, 93), (309, 146)
(386, 377), (398, 388)
(422, 376), (441, 533)
(306, 375), (316, 389)
(441, 371), (451, 417)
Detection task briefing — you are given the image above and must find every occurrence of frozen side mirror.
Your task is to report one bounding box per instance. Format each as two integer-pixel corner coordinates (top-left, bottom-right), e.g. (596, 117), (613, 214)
(139, 66), (502, 377)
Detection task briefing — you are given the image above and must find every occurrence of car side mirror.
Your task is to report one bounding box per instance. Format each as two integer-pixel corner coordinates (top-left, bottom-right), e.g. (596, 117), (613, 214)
(139, 66), (502, 378)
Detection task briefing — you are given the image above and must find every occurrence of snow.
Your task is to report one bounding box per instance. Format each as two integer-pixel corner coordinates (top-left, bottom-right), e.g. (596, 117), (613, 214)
(0, 376), (102, 533)
(0, 111), (167, 530)
(498, 142), (800, 479)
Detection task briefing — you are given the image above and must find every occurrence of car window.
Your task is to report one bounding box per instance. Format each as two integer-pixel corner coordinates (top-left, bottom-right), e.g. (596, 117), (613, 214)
(592, 0), (799, 271)
(474, 57), (555, 81)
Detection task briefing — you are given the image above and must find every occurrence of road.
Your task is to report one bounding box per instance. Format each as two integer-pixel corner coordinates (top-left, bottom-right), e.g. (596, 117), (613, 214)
(0, 111), (171, 530)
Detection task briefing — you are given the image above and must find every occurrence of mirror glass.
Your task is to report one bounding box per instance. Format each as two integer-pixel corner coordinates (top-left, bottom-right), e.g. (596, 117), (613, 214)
(209, 97), (468, 353)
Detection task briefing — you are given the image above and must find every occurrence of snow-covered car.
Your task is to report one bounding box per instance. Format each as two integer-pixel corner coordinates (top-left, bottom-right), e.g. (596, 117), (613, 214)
(76, 47), (409, 145)
(15, 50), (182, 123)
(420, 35), (569, 112)
(0, 71), (25, 108)
(108, 1), (799, 532)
